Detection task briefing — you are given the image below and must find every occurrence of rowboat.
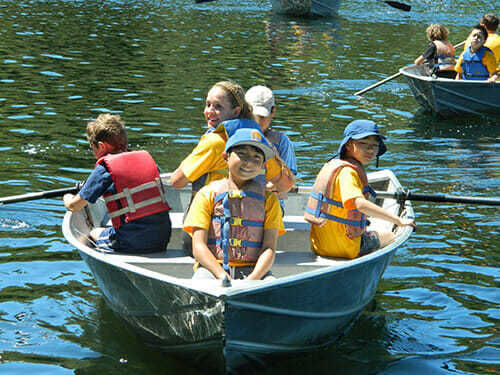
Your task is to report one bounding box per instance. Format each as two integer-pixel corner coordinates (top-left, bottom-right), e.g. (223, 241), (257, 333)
(270, 0), (340, 17)
(400, 64), (500, 117)
(62, 169), (414, 370)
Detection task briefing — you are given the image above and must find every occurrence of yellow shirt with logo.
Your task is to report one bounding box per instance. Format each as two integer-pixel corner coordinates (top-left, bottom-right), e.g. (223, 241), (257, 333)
(310, 166), (365, 259)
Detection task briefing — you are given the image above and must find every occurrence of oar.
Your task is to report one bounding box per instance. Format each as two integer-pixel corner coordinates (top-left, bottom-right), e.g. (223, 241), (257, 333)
(0, 183), (82, 205)
(384, 1), (411, 11)
(375, 190), (500, 206)
(354, 40), (467, 96)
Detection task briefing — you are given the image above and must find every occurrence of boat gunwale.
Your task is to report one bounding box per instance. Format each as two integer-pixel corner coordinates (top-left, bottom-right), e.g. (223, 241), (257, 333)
(399, 64), (500, 86)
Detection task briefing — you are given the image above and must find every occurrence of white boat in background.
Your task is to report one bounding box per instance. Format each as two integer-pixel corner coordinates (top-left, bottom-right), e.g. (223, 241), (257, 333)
(62, 169), (414, 369)
(400, 64), (500, 117)
(270, 0), (341, 17)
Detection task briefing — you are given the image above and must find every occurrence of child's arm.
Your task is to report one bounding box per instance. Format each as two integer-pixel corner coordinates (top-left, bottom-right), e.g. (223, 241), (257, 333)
(170, 167), (191, 188)
(414, 55), (426, 65)
(64, 193), (88, 212)
(354, 197), (416, 228)
(246, 228), (278, 280)
(192, 228), (230, 280)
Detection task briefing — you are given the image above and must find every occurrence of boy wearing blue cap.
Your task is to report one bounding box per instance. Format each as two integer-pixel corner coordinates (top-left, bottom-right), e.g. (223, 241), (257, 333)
(304, 120), (416, 259)
(183, 128), (285, 280)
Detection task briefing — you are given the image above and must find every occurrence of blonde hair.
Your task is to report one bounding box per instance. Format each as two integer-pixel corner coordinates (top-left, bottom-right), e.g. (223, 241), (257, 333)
(86, 114), (128, 152)
(426, 24), (449, 41)
(212, 81), (254, 120)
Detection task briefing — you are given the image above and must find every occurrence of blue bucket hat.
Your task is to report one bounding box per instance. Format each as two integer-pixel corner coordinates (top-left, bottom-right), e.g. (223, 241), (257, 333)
(225, 127), (275, 161)
(337, 120), (387, 158)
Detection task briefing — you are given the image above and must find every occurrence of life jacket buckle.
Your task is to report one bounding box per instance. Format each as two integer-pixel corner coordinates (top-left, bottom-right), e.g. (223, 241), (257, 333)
(229, 238), (242, 247)
(230, 217), (243, 226)
(229, 190), (243, 199)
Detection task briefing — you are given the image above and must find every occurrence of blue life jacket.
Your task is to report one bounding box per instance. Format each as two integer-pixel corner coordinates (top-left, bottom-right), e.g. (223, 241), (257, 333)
(461, 46), (492, 81)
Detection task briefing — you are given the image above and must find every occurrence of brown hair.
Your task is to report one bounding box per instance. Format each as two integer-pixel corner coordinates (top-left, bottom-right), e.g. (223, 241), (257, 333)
(426, 24), (449, 41)
(471, 24), (488, 42)
(86, 114), (128, 152)
(480, 14), (499, 32)
(212, 81), (254, 120)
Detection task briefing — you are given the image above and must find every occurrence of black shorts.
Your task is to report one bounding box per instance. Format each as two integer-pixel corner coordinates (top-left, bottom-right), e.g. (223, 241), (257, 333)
(359, 231), (381, 256)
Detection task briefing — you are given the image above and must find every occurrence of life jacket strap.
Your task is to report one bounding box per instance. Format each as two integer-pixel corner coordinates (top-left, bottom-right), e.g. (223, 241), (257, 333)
(304, 206), (366, 227)
(230, 216), (264, 227)
(104, 178), (167, 218)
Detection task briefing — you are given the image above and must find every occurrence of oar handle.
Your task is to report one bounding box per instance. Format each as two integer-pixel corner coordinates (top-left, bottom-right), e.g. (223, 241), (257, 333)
(376, 190), (500, 206)
(0, 183), (83, 205)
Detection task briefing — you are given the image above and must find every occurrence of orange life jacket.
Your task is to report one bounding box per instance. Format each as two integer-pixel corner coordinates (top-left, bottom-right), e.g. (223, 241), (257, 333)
(207, 178), (266, 266)
(96, 151), (171, 229)
(304, 158), (375, 239)
(433, 40), (456, 72)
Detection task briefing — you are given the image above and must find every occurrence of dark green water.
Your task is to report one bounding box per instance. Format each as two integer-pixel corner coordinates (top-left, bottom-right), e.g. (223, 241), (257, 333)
(0, 0), (498, 374)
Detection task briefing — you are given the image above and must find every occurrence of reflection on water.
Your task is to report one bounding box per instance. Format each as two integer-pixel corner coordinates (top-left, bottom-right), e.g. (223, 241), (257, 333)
(0, 0), (498, 374)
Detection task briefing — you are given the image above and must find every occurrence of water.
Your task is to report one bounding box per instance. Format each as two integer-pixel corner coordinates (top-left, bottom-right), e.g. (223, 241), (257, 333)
(0, 0), (498, 374)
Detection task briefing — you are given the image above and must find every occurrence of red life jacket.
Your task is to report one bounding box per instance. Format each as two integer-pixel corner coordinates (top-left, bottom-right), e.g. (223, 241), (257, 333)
(207, 178), (266, 265)
(304, 158), (375, 239)
(96, 151), (171, 229)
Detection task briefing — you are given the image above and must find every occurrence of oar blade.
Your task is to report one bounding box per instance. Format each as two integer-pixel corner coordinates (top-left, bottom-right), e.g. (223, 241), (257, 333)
(385, 1), (411, 11)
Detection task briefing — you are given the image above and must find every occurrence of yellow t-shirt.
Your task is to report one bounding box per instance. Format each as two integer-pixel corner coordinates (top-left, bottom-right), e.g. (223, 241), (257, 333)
(179, 130), (282, 191)
(455, 48), (498, 76)
(179, 131), (229, 188)
(485, 33), (500, 67)
(310, 166), (365, 259)
(183, 180), (285, 236)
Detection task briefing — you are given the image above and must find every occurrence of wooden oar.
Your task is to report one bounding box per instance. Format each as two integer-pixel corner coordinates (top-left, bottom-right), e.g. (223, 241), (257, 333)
(355, 40), (467, 96)
(0, 183), (82, 205)
(375, 190), (500, 206)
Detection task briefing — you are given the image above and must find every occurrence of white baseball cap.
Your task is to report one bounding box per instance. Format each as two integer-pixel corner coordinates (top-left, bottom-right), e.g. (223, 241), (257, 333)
(245, 85), (275, 117)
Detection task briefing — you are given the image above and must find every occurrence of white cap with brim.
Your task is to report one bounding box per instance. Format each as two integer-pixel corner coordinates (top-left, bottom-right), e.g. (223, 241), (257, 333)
(245, 85), (274, 118)
(225, 128), (275, 162)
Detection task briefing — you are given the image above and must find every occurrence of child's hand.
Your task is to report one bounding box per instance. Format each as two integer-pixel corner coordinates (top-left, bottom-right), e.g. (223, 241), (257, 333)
(397, 218), (417, 230)
(304, 212), (326, 226)
(63, 193), (75, 208)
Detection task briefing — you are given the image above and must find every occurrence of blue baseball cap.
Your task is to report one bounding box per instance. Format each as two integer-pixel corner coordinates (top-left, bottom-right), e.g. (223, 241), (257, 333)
(225, 128), (275, 161)
(337, 120), (387, 158)
(212, 118), (261, 137)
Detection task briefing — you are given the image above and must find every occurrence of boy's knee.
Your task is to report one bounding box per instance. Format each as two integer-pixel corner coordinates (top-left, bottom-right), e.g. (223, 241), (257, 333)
(90, 227), (105, 241)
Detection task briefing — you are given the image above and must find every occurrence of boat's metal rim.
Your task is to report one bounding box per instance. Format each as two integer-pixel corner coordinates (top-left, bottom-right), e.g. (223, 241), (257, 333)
(399, 65), (500, 84)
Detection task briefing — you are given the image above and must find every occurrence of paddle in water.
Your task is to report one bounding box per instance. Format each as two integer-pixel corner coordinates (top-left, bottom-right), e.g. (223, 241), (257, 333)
(375, 190), (500, 206)
(0, 183), (83, 205)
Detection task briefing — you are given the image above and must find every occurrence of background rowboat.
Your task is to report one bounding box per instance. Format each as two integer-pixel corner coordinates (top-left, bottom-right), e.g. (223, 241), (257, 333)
(270, 0), (341, 17)
(62, 170), (414, 370)
(400, 64), (500, 117)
